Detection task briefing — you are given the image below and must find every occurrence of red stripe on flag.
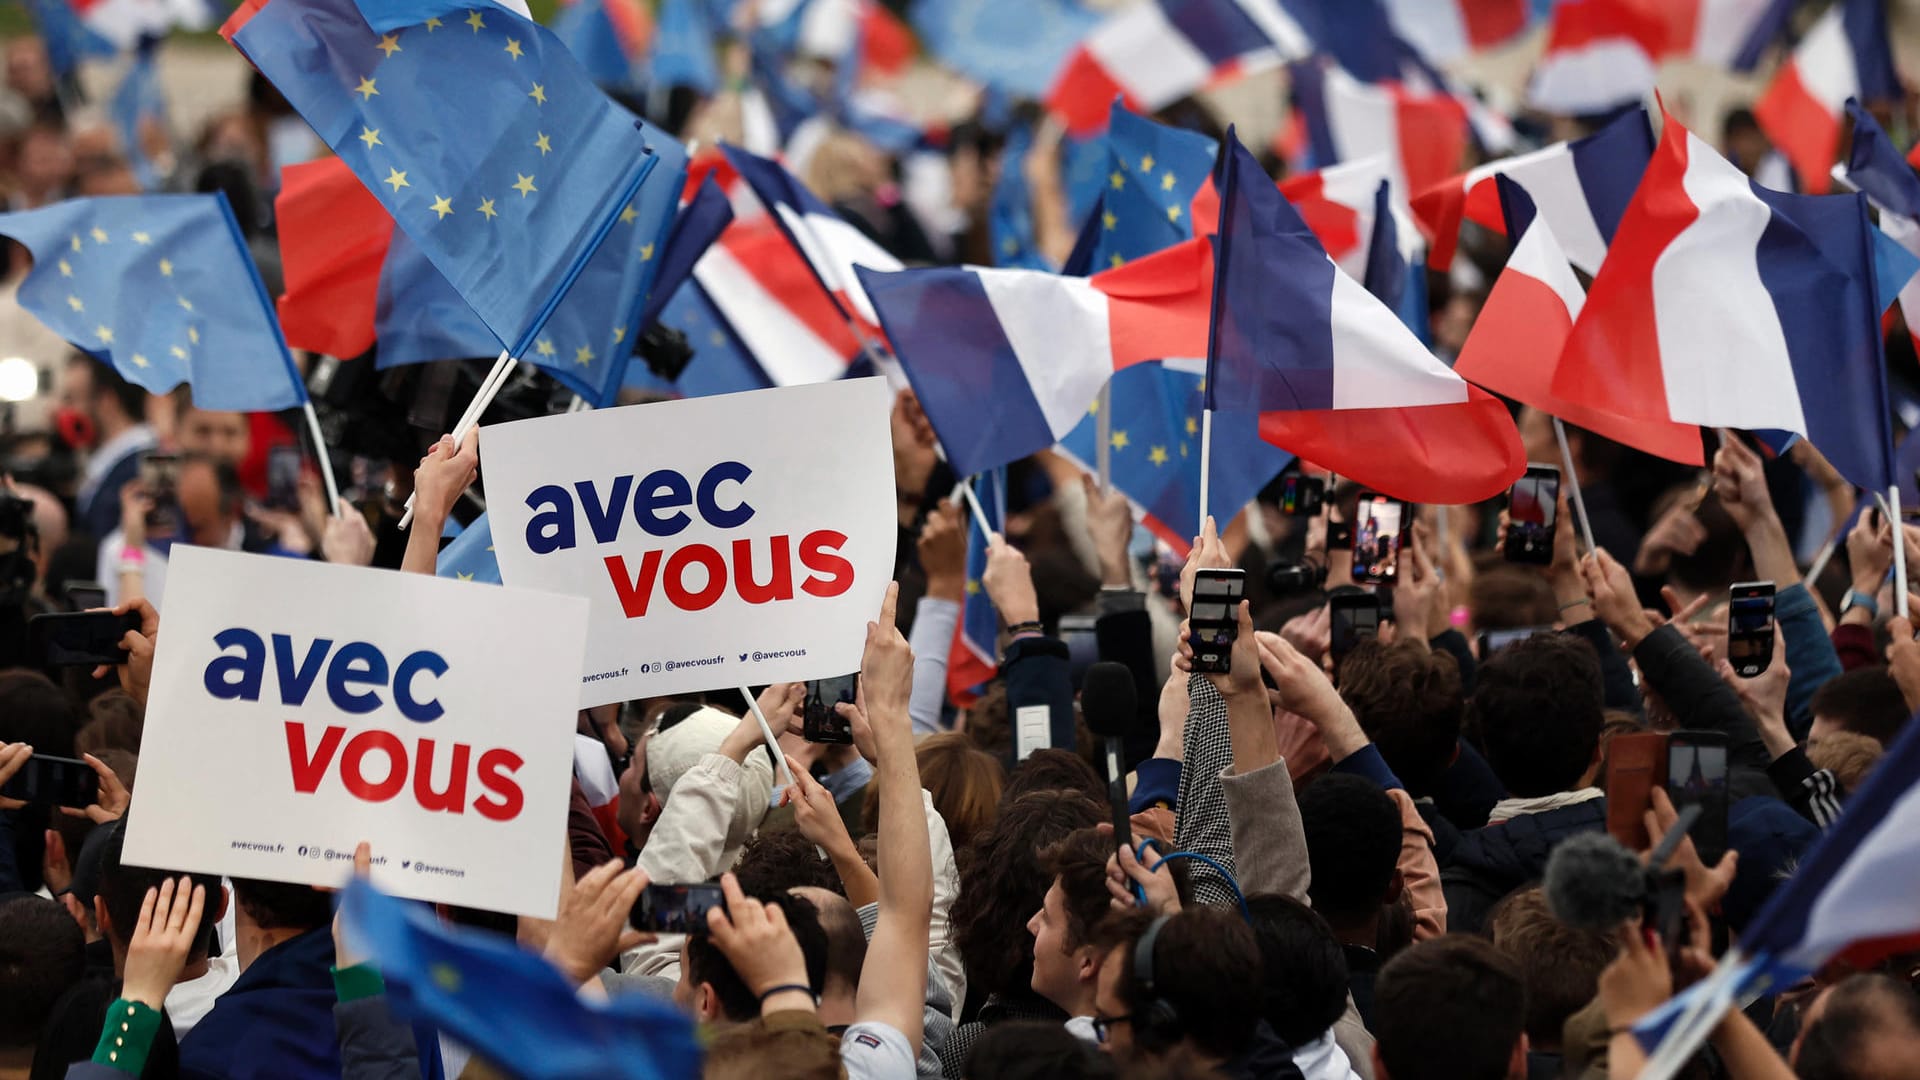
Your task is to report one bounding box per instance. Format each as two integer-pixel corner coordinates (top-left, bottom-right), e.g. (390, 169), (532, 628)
(720, 220), (863, 362)
(859, 2), (916, 78)
(1460, 0), (1530, 48)
(220, 0), (271, 46)
(604, 0), (654, 59)
(1755, 60), (1839, 195)
(1411, 176), (1469, 271)
(274, 156), (391, 361)
(1278, 172), (1365, 263)
(1046, 48), (1134, 137)
(1393, 91), (1470, 197)
(1258, 388), (1526, 505)
(1093, 238), (1215, 369)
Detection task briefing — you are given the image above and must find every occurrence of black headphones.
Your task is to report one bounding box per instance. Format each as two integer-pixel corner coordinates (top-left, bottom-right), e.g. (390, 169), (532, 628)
(1131, 915), (1183, 1052)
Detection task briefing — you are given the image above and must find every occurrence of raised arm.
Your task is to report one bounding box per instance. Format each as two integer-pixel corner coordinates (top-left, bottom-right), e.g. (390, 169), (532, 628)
(400, 430), (478, 576)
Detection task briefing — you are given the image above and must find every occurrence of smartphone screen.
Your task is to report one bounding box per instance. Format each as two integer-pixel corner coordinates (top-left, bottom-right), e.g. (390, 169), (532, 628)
(1477, 625), (1552, 656)
(266, 445), (303, 511)
(1605, 731), (1669, 851)
(1351, 494), (1409, 585)
(1281, 475), (1325, 516)
(1503, 465), (1559, 565)
(1329, 593), (1381, 666)
(1666, 733), (1729, 866)
(0, 754), (98, 807)
(1189, 570), (1245, 674)
(29, 611), (141, 667)
(801, 674), (858, 744)
(1059, 614), (1099, 690)
(139, 452), (181, 535)
(1727, 582), (1776, 678)
(630, 883), (728, 934)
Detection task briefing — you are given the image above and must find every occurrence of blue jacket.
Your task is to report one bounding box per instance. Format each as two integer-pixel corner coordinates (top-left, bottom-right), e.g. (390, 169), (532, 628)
(1776, 583), (1841, 741)
(180, 927), (345, 1080)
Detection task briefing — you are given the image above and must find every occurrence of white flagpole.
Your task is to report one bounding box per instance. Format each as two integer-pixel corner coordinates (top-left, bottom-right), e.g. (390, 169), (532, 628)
(1198, 408), (1215, 525)
(956, 474), (995, 539)
(398, 350), (517, 530)
(1894, 486), (1909, 618)
(299, 401), (343, 518)
(1434, 505), (1450, 584)
(1095, 383), (1112, 490)
(1553, 417), (1597, 555)
(738, 686), (799, 793)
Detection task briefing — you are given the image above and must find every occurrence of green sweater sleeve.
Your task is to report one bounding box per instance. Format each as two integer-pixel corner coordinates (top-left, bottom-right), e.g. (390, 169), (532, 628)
(91, 999), (164, 1075)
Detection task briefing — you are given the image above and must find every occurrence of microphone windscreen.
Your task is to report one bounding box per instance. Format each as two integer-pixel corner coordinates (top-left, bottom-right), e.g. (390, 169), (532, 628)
(1080, 661), (1139, 739)
(1542, 831), (1647, 933)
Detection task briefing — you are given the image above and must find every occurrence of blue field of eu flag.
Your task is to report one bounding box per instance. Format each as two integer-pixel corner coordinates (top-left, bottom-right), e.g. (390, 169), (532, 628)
(435, 511), (501, 583)
(339, 881), (700, 1080)
(232, 0), (658, 366)
(0, 193), (306, 412)
(628, 279), (772, 399)
(1064, 103), (1214, 275)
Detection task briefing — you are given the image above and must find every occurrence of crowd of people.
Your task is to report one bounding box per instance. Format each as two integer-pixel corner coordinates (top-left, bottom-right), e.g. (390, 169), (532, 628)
(0, 8), (1919, 1080)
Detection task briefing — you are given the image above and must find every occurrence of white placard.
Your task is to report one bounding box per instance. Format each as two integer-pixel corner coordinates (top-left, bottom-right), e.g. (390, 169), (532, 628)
(122, 547), (589, 918)
(481, 379), (896, 705)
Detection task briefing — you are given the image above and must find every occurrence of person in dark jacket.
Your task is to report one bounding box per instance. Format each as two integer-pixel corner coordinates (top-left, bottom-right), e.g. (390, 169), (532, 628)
(176, 879), (344, 1080)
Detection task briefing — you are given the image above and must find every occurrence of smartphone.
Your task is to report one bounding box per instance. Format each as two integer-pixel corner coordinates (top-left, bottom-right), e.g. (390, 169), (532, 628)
(1477, 625), (1551, 657)
(1666, 731), (1729, 867)
(1280, 475), (1326, 516)
(61, 580), (106, 613)
(1726, 582), (1776, 678)
(28, 611), (142, 667)
(138, 451), (181, 535)
(266, 445), (303, 511)
(1328, 592), (1381, 667)
(801, 674), (858, 744)
(1605, 731), (1669, 851)
(1503, 465), (1560, 565)
(1187, 569), (1246, 674)
(0, 753), (98, 808)
(1059, 613), (1099, 690)
(1351, 493), (1411, 585)
(629, 883), (728, 934)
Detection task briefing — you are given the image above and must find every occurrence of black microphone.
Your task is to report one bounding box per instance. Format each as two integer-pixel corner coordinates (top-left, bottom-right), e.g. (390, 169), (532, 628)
(1542, 832), (1649, 933)
(1081, 661), (1140, 853)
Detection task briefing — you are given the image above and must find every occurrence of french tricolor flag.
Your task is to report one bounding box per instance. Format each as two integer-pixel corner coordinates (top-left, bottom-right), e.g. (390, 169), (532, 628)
(1289, 60), (1470, 213)
(1551, 109), (1894, 493)
(1380, 0), (1531, 64)
(1273, 156), (1418, 281)
(693, 218), (864, 388)
(1754, 0), (1898, 194)
(1837, 100), (1920, 359)
(1413, 106), (1653, 274)
(1044, 0), (1310, 137)
(1527, 0), (1666, 115)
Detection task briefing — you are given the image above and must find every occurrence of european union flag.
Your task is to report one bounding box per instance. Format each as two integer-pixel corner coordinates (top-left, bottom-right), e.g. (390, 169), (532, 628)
(990, 124), (1053, 270)
(110, 43), (169, 192)
(1058, 362), (1291, 553)
(1106, 102), (1214, 233)
(637, 174), (733, 330)
(339, 881), (700, 1080)
(950, 468), (1005, 707)
(553, 0), (649, 89)
(436, 511), (501, 583)
(651, 0), (718, 95)
(24, 0), (113, 78)
(233, 0), (658, 365)
(0, 193), (307, 412)
(627, 279), (772, 399)
(911, 0), (1101, 99)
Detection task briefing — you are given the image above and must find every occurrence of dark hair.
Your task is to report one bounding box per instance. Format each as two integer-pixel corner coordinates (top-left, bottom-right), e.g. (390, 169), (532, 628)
(685, 891), (828, 1022)
(1245, 894), (1350, 1047)
(0, 669), (79, 752)
(952, 789), (1105, 999)
(1810, 668), (1910, 746)
(1298, 773), (1403, 926)
(1003, 749), (1105, 807)
(965, 1020), (1118, 1080)
(95, 819), (221, 955)
(1796, 974), (1920, 1080)
(794, 887), (865, 993)
(1374, 936), (1527, 1080)
(1038, 826), (1118, 952)
(1338, 639), (1463, 792)
(230, 877), (333, 932)
(177, 452), (244, 518)
(868, 732), (1002, 857)
(77, 692), (143, 757)
(1467, 567), (1556, 632)
(732, 828), (843, 898)
(1487, 887), (1613, 1050)
(0, 896), (86, 1048)
(1722, 107), (1761, 140)
(1095, 907), (1264, 1062)
(67, 354), (146, 424)
(1468, 633), (1603, 797)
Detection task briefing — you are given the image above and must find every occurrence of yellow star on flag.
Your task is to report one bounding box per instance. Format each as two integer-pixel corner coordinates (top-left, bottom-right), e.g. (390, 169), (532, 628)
(1140, 154), (1155, 172)
(430, 963), (462, 992)
(384, 168), (409, 192)
(535, 339), (556, 357)
(534, 132), (552, 155)
(355, 77), (379, 100)
(965, 579), (981, 595)
(1109, 171), (1124, 190)
(1166, 205), (1181, 222)
(429, 196), (454, 220)
(70, 234), (82, 252)
(1111, 430), (1130, 450)
(157, 259), (173, 277)
(477, 198), (498, 220)
(619, 205), (638, 224)
(66, 296), (83, 311)
(1102, 211), (1116, 231)
(613, 326), (626, 344)
(131, 354), (149, 368)
(1149, 446), (1170, 466)
(188, 327), (199, 344)
(504, 37), (523, 59)
(1109, 253), (1125, 269)
(1161, 172), (1176, 191)
(131, 231), (150, 245)
(90, 227), (108, 243)
(57, 259), (71, 277)
(94, 325), (113, 343)
(511, 173), (537, 198)
(170, 345), (187, 359)
(177, 296), (193, 311)
(1180, 442), (1189, 457)
(424, 15), (442, 29)
(359, 127), (381, 148)
(1185, 416), (1198, 436)
(457, 572), (474, 581)
(376, 33), (401, 57)
(709, 330), (726, 347)
(999, 236), (1017, 255)
(1087, 399), (1099, 416)
(574, 345), (595, 366)
(639, 243), (654, 260)
(465, 9), (485, 31)
(528, 83), (547, 105)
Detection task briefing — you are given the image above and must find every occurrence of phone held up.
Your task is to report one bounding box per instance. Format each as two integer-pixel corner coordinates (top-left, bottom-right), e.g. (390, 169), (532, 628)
(0, 753), (98, 808)
(29, 610), (142, 668)
(1351, 492), (1411, 585)
(1279, 474), (1325, 516)
(1188, 569), (1246, 674)
(1603, 729), (1730, 867)
(1328, 590), (1381, 669)
(629, 883), (728, 934)
(1503, 464), (1560, 565)
(801, 674), (859, 744)
(1726, 582), (1775, 678)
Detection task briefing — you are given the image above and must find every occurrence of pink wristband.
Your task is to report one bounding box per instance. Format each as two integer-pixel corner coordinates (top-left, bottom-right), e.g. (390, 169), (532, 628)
(1449, 605), (1470, 628)
(118, 545), (145, 566)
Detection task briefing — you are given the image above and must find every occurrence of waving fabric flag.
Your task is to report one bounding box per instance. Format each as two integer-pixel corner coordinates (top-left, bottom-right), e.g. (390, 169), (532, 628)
(1840, 101), (1920, 353)
(1528, 0), (1665, 114)
(436, 511), (501, 583)
(1754, 0), (1897, 194)
(636, 174), (733, 330)
(232, 0), (658, 366)
(25, 0), (114, 77)
(1361, 180), (1426, 343)
(1206, 131), (1525, 503)
(553, 0), (654, 88)
(1044, 0), (1311, 137)
(650, 0), (718, 94)
(628, 278), (773, 398)
(692, 218), (863, 386)
(989, 124), (1055, 270)
(858, 238), (1215, 478)
(1413, 106), (1653, 273)
(1255, 156), (1412, 280)
(0, 193), (307, 412)
(949, 467), (1004, 707)
(1381, 0), (1531, 64)
(1289, 60), (1469, 206)
(1107, 103), (1216, 232)
(274, 156), (390, 360)
(110, 44), (169, 191)
(1551, 111), (1893, 493)
(913, 0), (1102, 98)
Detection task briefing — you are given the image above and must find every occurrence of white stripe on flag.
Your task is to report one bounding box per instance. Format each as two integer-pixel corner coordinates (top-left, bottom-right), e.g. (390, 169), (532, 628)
(772, 204), (904, 326)
(693, 245), (847, 387)
(1229, 0), (1313, 59)
(1323, 69), (1408, 198)
(1789, 782), (1920, 969)
(1327, 263), (1471, 409)
(1693, 0), (1772, 65)
(1507, 220), (1586, 319)
(1497, 143), (1612, 275)
(1528, 39), (1656, 116)
(976, 269), (1115, 440)
(1792, 6), (1861, 114)
(1088, 3), (1216, 110)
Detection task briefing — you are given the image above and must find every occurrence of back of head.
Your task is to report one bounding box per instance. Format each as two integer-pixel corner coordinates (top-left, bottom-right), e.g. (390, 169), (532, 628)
(965, 1020), (1118, 1080)
(1337, 640), (1463, 792)
(1796, 973), (1920, 1080)
(1096, 907), (1264, 1063)
(77, 692), (144, 757)
(96, 818), (221, 954)
(29, 973), (179, 1080)
(0, 895), (86, 1051)
(0, 668), (77, 751)
(686, 891), (829, 1022)
(953, 789), (1104, 999)
(1468, 634), (1603, 797)
(1374, 935), (1526, 1080)
(790, 886), (865, 998)
(1468, 567), (1556, 632)
(915, 732), (1005, 855)
(231, 877), (333, 933)
(1245, 894), (1350, 1048)
(1487, 887), (1612, 1051)
(1810, 668), (1909, 746)
(1003, 749), (1105, 807)
(1808, 730), (1885, 793)
(1298, 774), (1402, 928)
(701, 1016), (844, 1080)
(733, 828), (843, 898)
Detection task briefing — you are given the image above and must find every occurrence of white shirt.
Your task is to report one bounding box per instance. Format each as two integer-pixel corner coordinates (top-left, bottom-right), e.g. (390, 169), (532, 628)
(76, 424), (156, 512)
(166, 954), (239, 1037)
(97, 523), (248, 610)
(1065, 1015), (1100, 1044)
(839, 1021), (916, 1080)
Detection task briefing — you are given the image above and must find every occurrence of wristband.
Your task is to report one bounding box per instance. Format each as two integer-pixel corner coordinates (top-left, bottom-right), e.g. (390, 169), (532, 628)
(1005, 620), (1043, 637)
(118, 545), (145, 566)
(757, 983), (814, 1004)
(1448, 605), (1470, 628)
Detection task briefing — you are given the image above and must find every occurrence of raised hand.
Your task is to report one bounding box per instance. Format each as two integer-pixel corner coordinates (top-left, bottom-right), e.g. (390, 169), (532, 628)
(121, 876), (208, 1009)
(1178, 516), (1231, 612)
(321, 499), (377, 567)
(981, 534), (1040, 627)
(1081, 474), (1136, 587)
(1581, 548), (1655, 650)
(916, 502), (966, 601)
(91, 597), (159, 704)
(59, 753), (130, 824)
(0, 742), (29, 811)
(706, 872), (812, 1013)
(544, 859), (650, 986)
